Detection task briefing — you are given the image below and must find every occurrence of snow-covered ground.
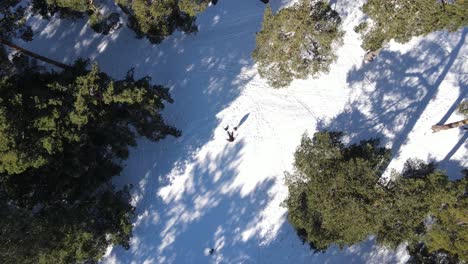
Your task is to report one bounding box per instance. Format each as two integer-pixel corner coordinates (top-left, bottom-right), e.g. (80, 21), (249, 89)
(17, 0), (467, 263)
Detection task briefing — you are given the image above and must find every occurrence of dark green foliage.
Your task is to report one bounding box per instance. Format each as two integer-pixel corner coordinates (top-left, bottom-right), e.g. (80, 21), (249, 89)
(117, 0), (210, 44)
(89, 12), (121, 35)
(0, 61), (179, 176)
(284, 131), (391, 250)
(407, 242), (462, 264)
(406, 176), (467, 263)
(30, 0), (211, 41)
(377, 160), (455, 248)
(285, 133), (467, 262)
(252, 1), (343, 88)
(46, 0), (89, 12)
(32, 0), (93, 19)
(0, 0), (33, 41)
(31, 0), (118, 35)
(458, 100), (468, 117)
(31, 0), (110, 36)
(424, 177), (467, 262)
(359, 0), (468, 51)
(0, 187), (134, 264)
(0, 61), (179, 262)
(178, 0), (212, 17)
(353, 21), (367, 33)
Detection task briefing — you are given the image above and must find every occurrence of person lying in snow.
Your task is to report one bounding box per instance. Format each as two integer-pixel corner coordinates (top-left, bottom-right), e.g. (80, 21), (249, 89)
(224, 125), (237, 142)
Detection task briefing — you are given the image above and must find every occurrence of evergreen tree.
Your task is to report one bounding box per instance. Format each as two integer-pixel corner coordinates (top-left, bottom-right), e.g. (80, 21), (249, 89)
(31, 0), (121, 35)
(458, 101), (468, 117)
(0, 0), (33, 42)
(0, 187), (134, 264)
(424, 177), (467, 262)
(284, 131), (390, 250)
(285, 132), (467, 262)
(116, 0), (211, 44)
(382, 160), (467, 263)
(376, 159), (455, 248)
(407, 242), (462, 264)
(178, 0), (212, 17)
(358, 0), (467, 51)
(32, 0), (94, 20)
(0, 61), (180, 262)
(252, 1), (343, 88)
(28, 0), (211, 40)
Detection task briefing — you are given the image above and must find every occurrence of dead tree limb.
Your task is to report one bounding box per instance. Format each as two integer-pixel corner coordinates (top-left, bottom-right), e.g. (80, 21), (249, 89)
(432, 118), (468, 133)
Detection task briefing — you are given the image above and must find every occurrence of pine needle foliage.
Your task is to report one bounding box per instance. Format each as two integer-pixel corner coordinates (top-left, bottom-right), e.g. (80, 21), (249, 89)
(30, 0), (211, 39)
(0, 0), (33, 42)
(358, 0), (468, 51)
(284, 131), (390, 250)
(0, 61), (180, 263)
(458, 100), (468, 117)
(252, 1), (343, 88)
(116, 0), (211, 44)
(178, 0), (212, 17)
(285, 132), (467, 262)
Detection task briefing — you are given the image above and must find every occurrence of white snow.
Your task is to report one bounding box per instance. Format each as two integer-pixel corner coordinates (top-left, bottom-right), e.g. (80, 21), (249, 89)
(16, 0), (467, 263)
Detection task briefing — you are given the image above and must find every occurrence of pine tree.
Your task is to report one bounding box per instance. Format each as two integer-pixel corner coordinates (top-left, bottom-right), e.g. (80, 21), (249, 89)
(32, 0), (95, 20)
(0, 186), (134, 264)
(380, 160), (467, 262)
(358, 0), (467, 51)
(116, 0), (211, 44)
(0, 0), (33, 42)
(31, 0), (122, 35)
(285, 132), (466, 262)
(424, 177), (467, 262)
(284, 131), (390, 250)
(28, 0), (211, 41)
(252, 1), (343, 88)
(376, 160), (454, 248)
(178, 0), (212, 17)
(0, 61), (180, 262)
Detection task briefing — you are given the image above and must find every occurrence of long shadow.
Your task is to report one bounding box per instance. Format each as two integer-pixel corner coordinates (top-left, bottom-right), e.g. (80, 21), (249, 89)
(435, 89), (467, 126)
(387, 29), (466, 158)
(236, 113), (250, 128)
(439, 132), (468, 179)
(319, 28), (467, 177)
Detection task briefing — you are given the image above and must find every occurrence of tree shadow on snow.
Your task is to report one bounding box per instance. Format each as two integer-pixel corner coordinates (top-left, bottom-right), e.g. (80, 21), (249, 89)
(105, 139), (280, 263)
(20, 0), (269, 185)
(318, 28), (467, 179)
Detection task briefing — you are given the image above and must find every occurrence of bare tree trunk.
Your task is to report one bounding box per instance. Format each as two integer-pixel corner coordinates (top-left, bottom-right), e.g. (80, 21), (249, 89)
(432, 118), (468, 133)
(0, 38), (71, 70)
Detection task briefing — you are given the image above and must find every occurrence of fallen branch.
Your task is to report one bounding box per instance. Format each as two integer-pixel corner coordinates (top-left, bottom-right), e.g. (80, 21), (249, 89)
(432, 118), (468, 133)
